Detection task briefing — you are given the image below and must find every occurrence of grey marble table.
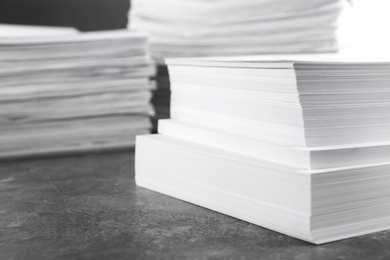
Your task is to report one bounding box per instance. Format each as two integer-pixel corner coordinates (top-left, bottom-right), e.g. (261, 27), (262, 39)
(0, 152), (389, 260)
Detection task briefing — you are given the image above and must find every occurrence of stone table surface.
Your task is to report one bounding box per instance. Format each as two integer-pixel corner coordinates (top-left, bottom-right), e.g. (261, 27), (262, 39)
(0, 152), (389, 260)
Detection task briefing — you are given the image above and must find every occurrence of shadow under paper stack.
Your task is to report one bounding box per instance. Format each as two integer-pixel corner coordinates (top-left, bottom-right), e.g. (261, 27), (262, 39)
(0, 24), (155, 159)
(150, 65), (170, 129)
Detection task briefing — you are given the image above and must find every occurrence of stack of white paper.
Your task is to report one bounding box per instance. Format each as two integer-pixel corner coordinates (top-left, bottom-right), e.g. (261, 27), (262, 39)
(129, 0), (343, 130)
(129, 0), (342, 62)
(0, 25), (155, 159)
(135, 54), (390, 244)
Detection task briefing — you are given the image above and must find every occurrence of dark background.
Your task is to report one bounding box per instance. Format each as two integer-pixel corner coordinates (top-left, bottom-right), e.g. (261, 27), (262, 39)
(0, 0), (129, 31)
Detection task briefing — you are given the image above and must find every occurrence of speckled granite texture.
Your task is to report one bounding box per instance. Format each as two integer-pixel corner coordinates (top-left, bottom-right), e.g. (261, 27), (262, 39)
(0, 152), (389, 260)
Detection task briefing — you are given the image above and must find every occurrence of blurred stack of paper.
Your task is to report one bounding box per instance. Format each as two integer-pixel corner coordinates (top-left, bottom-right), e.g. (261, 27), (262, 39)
(136, 54), (390, 244)
(129, 0), (342, 62)
(0, 25), (155, 159)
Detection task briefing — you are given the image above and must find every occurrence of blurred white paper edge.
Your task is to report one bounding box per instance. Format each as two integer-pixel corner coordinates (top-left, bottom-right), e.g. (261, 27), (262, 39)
(0, 24), (79, 37)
